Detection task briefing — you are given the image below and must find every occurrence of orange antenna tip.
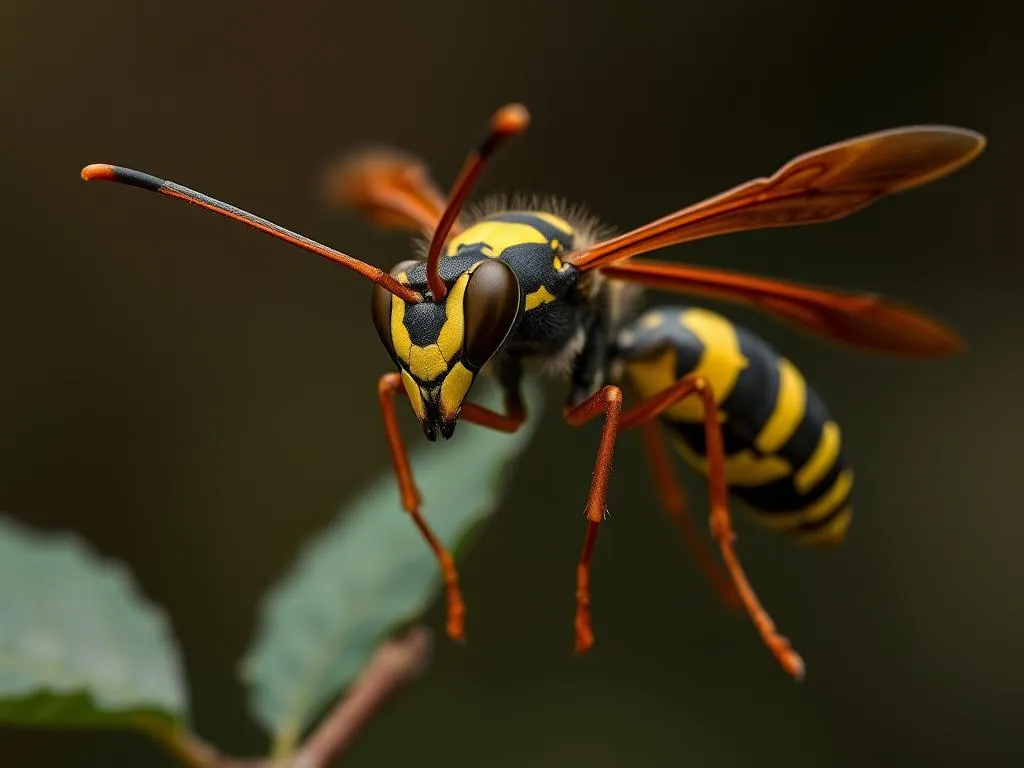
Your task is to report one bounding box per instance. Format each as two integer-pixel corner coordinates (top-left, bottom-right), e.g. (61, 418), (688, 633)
(81, 163), (117, 182)
(492, 103), (531, 136)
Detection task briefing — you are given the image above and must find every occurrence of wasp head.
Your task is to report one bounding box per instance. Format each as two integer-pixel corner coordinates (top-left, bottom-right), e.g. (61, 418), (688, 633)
(371, 258), (521, 440)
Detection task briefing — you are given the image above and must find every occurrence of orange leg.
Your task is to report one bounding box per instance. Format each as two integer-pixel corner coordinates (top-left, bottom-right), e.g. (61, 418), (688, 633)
(639, 421), (742, 612)
(378, 373), (466, 642)
(563, 386), (624, 653)
(567, 376), (805, 679)
(378, 373), (526, 644)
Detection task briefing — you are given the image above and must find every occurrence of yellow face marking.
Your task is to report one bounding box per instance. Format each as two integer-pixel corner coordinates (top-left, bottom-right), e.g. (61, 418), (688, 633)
(409, 344), (448, 382)
(524, 285), (556, 311)
(533, 212), (575, 235)
(436, 272), (470, 362)
(401, 370), (426, 421)
(794, 421), (841, 494)
(445, 221), (547, 258)
(439, 361), (474, 419)
(795, 506), (853, 546)
(389, 294), (412, 364)
(672, 436), (792, 486)
(755, 358), (807, 453)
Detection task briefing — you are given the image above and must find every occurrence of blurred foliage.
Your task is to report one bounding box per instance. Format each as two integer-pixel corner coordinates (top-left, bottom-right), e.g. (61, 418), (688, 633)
(0, 380), (540, 762)
(241, 380), (542, 752)
(0, 516), (186, 731)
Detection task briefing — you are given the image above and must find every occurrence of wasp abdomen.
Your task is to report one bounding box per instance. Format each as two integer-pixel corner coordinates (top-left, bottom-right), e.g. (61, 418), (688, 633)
(616, 306), (853, 545)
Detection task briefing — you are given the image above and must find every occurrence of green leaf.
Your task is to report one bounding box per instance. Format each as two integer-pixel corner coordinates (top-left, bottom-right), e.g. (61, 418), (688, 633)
(242, 380), (543, 747)
(0, 516), (187, 730)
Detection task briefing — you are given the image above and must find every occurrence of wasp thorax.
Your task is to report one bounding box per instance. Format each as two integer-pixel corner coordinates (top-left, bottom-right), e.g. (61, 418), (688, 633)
(371, 258), (521, 440)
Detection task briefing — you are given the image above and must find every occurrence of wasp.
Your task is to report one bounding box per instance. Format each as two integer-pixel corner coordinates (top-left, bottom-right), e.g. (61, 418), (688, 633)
(81, 103), (984, 678)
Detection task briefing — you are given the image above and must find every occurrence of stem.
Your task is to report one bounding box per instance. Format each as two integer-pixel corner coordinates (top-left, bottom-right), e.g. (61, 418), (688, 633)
(155, 626), (434, 768)
(293, 626), (434, 767)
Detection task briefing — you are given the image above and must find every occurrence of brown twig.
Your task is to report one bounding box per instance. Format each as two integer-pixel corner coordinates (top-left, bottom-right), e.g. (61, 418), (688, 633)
(159, 626), (434, 768)
(293, 625), (433, 767)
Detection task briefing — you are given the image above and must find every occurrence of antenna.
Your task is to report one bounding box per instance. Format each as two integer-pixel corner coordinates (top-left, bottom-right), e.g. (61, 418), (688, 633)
(81, 164), (422, 303)
(423, 103), (530, 301)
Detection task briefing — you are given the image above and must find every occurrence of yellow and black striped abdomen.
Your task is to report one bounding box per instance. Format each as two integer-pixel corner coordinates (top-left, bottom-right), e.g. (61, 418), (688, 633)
(616, 306), (853, 546)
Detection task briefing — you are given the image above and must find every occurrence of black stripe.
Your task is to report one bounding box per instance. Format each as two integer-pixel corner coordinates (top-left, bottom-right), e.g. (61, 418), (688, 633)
(670, 420), (755, 457)
(732, 454), (845, 513)
(719, 326), (781, 442)
(112, 166), (164, 191)
(777, 383), (831, 473)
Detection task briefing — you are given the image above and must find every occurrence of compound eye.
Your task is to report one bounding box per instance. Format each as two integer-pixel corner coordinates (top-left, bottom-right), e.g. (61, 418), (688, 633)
(463, 260), (521, 369)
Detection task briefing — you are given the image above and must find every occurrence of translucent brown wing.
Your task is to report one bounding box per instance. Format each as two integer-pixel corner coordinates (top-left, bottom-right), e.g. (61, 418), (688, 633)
(603, 259), (963, 357)
(320, 147), (454, 235)
(567, 126), (985, 271)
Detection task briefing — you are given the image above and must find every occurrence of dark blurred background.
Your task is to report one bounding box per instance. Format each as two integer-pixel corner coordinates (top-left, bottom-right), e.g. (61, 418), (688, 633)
(2, 1), (1021, 766)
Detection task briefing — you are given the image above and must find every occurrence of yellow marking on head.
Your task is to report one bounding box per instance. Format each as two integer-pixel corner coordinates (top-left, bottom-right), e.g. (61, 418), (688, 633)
(795, 421), (841, 494)
(390, 294), (412, 364)
(446, 221), (547, 258)
(755, 359), (806, 453)
(409, 343), (448, 382)
(436, 273), (470, 362)
(401, 370), (426, 421)
(439, 361), (474, 419)
(533, 212), (575, 235)
(397, 272), (409, 283)
(672, 436), (791, 486)
(553, 254), (563, 271)
(756, 469), (854, 532)
(795, 506), (853, 546)
(525, 285), (556, 311)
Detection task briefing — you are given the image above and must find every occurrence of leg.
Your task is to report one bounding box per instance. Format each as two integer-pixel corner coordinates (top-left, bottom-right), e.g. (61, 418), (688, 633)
(563, 386), (624, 653)
(566, 376), (804, 678)
(639, 421), (742, 612)
(378, 373), (466, 641)
(620, 376), (804, 679)
(378, 374), (527, 643)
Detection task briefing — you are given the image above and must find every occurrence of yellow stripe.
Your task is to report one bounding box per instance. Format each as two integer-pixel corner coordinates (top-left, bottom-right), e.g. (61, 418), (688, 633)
(670, 309), (747, 422)
(672, 436), (792, 487)
(794, 421), (841, 494)
(436, 272), (470, 362)
(390, 294), (412, 364)
(796, 506), (853, 546)
(445, 221), (546, 257)
(754, 469), (854, 531)
(755, 359), (806, 453)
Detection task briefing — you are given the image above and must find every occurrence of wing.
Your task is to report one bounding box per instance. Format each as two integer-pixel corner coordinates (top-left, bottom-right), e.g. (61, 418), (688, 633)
(603, 259), (963, 357)
(320, 147), (454, 235)
(567, 126), (985, 271)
